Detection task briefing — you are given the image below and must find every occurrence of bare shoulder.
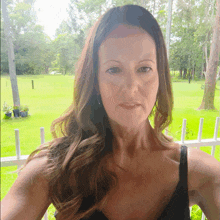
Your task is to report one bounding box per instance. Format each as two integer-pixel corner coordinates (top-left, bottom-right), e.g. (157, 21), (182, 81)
(1, 153), (51, 220)
(187, 147), (220, 190)
(187, 147), (220, 219)
(18, 152), (49, 186)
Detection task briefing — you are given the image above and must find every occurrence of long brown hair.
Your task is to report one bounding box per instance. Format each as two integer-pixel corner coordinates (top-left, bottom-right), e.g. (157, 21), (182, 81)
(18, 5), (174, 220)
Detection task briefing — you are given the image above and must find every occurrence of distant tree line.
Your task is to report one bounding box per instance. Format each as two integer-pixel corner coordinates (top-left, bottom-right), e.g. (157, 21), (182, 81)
(1, 0), (220, 80)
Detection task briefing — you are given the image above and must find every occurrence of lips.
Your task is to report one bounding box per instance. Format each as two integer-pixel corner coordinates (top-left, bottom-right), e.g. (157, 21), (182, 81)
(119, 103), (141, 110)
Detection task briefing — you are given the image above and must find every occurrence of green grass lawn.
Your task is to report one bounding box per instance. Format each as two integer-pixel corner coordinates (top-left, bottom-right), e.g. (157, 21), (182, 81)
(1, 75), (220, 220)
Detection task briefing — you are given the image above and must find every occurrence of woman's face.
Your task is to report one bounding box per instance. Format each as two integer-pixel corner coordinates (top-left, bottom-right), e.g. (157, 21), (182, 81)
(98, 24), (159, 129)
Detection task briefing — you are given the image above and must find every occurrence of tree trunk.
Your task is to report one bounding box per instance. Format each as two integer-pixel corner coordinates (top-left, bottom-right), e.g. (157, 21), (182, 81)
(166, 0), (173, 61)
(188, 73), (191, 83)
(204, 62), (206, 73)
(2, 0), (20, 107)
(183, 68), (187, 78)
(198, 0), (220, 110)
(179, 69), (182, 78)
(192, 65), (195, 80)
(200, 48), (204, 79)
(204, 43), (208, 77)
(45, 65), (49, 74)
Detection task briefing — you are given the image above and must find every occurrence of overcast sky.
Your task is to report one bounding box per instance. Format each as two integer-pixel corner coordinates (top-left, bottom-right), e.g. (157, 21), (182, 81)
(34, 0), (71, 39)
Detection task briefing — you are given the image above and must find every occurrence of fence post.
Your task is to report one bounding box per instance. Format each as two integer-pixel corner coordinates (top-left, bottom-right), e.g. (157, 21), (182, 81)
(214, 117), (220, 141)
(201, 212), (206, 220)
(32, 80), (34, 89)
(197, 118), (204, 150)
(181, 119), (186, 144)
(212, 117), (220, 157)
(40, 127), (48, 220)
(15, 129), (21, 173)
(40, 127), (45, 144)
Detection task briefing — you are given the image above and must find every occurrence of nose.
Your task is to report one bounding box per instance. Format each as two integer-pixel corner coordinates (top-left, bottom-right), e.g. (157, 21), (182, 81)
(124, 71), (139, 94)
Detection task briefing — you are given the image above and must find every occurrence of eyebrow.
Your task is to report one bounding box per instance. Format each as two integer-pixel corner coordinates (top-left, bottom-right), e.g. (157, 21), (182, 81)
(104, 59), (155, 64)
(139, 59), (155, 64)
(103, 51), (156, 64)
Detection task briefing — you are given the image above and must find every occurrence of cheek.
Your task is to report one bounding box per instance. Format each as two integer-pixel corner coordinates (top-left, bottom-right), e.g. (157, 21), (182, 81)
(139, 75), (159, 99)
(148, 76), (159, 93)
(99, 76), (122, 103)
(99, 82), (120, 108)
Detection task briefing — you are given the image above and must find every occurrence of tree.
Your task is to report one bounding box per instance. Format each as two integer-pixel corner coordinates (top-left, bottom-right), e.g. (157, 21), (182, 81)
(51, 0), (219, 82)
(168, 0), (216, 80)
(1, 1), (53, 75)
(198, 0), (220, 110)
(2, 0), (20, 106)
(52, 32), (80, 74)
(166, 0), (173, 60)
(23, 25), (52, 74)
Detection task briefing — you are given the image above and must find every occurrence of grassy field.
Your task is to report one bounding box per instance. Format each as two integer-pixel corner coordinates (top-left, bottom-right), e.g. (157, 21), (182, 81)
(1, 75), (220, 220)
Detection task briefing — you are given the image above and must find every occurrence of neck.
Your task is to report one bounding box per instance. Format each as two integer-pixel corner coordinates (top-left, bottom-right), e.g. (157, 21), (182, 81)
(109, 119), (153, 159)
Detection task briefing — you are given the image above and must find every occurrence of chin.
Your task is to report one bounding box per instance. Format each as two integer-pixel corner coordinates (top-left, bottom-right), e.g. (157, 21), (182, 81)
(112, 116), (148, 129)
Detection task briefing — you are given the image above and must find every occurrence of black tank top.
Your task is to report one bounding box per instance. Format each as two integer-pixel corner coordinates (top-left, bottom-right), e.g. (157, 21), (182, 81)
(54, 145), (191, 220)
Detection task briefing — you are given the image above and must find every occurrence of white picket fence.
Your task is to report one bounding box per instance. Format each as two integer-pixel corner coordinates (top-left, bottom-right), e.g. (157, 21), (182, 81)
(1, 117), (220, 220)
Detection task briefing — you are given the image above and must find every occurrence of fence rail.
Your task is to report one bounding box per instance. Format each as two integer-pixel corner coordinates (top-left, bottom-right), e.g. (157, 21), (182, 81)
(1, 117), (220, 220)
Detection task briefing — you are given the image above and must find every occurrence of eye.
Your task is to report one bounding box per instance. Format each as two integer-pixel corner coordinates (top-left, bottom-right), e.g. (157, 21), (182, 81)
(106, 67), (121, 74)
(138, 67), (152, 73)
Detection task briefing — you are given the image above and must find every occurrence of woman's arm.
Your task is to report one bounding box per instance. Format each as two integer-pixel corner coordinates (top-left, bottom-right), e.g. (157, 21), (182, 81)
(189, 148), (220, 220)
(1, 155), (51, 220)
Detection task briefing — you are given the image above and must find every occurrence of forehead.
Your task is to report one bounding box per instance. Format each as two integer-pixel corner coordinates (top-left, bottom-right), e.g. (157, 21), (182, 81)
(98, 25), (156, 61)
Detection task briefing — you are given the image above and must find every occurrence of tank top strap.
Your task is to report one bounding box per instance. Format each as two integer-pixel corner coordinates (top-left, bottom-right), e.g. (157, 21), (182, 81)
(179, 145), (188, 189)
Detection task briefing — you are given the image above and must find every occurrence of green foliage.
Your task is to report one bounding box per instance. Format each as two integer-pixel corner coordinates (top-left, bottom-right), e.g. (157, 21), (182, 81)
(2, 1), (53, 75)
(2, 0), (217, 81)
(2, 102), (12, 113)
(175, 124), (194, 140)
(52, 33), (79, 74)
(3, 113), (12, 119)
(77, 0), (106, 15)
(112, 0), (140, 6)
(190, 205), (205, 220)
(20, 104), (29, 112)
(169, 0), (214, 80)
(13, 105), (20, 110)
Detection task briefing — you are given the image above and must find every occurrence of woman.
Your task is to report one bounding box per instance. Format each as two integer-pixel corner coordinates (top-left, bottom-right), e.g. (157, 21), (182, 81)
(2, 5), (220, 220)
